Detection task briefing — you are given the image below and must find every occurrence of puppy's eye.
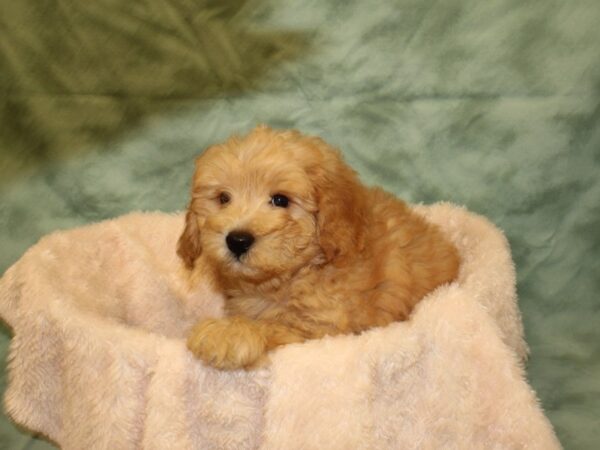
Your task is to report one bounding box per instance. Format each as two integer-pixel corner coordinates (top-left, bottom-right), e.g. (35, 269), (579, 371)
(271, 194), (289, 208)
(218, 192), (231, 205)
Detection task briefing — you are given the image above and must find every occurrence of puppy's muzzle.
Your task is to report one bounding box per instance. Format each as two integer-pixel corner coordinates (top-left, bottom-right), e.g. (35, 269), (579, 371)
(226, 231), (255, 258)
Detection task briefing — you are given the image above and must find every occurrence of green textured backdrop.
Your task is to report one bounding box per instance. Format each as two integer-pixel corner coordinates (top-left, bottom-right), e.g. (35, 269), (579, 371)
(1, 0), (599, 448)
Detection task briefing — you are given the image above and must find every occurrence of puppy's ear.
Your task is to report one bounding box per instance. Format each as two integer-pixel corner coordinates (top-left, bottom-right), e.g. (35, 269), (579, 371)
(177, 204), (202, 269)
(308, 140), (367, 263)
(177, 150), (212, 269)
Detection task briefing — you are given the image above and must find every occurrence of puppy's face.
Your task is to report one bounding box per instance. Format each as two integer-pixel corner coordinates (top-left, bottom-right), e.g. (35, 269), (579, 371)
(178, 126), (365, 286)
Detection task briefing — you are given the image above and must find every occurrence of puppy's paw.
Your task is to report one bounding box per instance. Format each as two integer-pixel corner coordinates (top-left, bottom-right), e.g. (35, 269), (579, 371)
(187, 316), (267, 370)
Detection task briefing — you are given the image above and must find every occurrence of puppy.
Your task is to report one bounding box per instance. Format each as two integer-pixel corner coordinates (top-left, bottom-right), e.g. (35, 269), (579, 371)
(178, 126), (460, 370)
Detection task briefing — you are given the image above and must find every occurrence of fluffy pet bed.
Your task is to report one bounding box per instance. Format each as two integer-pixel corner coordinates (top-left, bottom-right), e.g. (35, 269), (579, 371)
(0, 203), (560, 449)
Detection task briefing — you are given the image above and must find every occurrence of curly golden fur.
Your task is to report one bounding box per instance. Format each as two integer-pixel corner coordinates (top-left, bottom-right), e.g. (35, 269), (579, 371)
(179, 126), (460, 369)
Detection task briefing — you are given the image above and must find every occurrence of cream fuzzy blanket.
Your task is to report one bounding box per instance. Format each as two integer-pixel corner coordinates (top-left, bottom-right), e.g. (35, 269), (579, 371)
(0, 204), (560, 449)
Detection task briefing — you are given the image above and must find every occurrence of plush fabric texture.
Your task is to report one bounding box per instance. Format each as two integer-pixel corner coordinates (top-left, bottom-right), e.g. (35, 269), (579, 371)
(0, 204), (560, 449)
(1, 1), (599, 449)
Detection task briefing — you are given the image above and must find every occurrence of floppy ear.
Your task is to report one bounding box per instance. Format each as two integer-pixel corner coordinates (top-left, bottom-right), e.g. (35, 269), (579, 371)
(177, 149), (214, 269)
(308, 141), (367, 263)
(177, 206), (202, 269)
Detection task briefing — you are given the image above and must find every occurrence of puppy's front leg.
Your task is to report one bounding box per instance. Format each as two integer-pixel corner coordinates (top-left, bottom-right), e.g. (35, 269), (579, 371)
(187, 316), (305, 370)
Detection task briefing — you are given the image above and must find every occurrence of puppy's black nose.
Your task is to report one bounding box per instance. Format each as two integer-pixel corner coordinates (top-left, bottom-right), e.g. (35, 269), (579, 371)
(226, 231), (255, 258)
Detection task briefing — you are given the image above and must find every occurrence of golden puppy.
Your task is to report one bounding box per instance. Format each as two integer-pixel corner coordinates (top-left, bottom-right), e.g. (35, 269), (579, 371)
(179, 126), (459, 370)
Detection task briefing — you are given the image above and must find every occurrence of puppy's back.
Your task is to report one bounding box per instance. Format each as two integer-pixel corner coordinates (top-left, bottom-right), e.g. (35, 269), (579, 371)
(366, 188), (460, 319)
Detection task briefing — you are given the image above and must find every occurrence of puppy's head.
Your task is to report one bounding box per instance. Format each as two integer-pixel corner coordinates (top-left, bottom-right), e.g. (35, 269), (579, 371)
(177, 126), (366, 285)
